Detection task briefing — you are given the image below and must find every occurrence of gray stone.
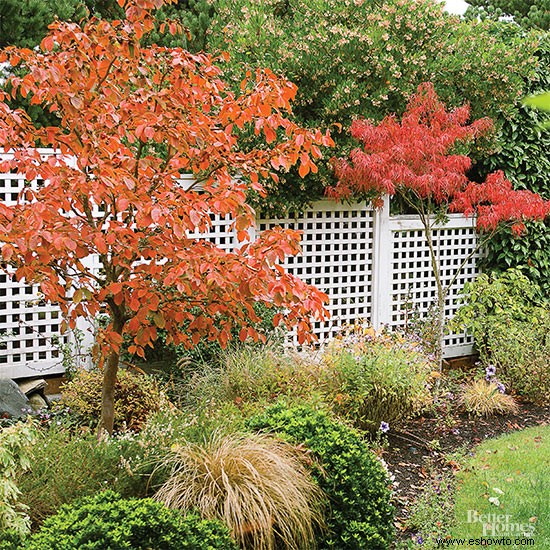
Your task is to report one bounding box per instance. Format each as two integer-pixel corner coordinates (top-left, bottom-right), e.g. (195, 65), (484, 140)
(0, 379), (31, 418)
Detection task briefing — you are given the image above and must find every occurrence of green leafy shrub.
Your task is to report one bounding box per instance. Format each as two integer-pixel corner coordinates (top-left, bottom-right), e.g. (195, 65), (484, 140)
(57, 368), (163, 431)
(25, 490), (237, 550)
(155, 432), (325, 550)
(209, 0), (535, 214)
(246, 403), (395, 549)
(0, 529), (23, 550)
(320, 323), (434, 431)
(0, 419), (36, 540)
(452, 269), (550, 404)
(474, 38), (550, 298)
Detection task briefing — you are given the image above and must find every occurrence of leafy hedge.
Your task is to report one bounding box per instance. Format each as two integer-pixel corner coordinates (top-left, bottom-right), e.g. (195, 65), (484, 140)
(24, 490), (237, 550)
(246, 403), (394, 549)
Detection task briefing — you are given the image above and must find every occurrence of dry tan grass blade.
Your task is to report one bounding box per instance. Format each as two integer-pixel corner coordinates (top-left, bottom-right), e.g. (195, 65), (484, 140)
(154, 431), (326, 550)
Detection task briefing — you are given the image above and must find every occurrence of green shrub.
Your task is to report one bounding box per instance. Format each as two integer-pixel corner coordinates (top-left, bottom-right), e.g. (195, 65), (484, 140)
(209, 0), (534, 215)
(320, 324), (434, 431)
(0, 419), (36, 539)
(57, 368), (163, 431)
(0, 529), (23, 550)
(25, 490), (237, 550)
(246, 403), (395, 549)
(452, 269), (550, 404)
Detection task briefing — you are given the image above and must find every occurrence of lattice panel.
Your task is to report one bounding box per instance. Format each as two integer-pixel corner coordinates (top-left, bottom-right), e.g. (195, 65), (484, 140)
(0, 162), (68, 378)
(388, 217), (482, 356)
(187, 213), (238, 251)
(259, 201), (375, 343)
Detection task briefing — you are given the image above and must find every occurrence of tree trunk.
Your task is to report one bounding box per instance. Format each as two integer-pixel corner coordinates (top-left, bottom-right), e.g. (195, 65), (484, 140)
(97, 310), (125, 439)
(420, 213), (446, 371)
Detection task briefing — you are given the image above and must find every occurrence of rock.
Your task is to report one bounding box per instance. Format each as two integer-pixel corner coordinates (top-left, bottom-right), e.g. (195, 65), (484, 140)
(0, 379), (31, 418)
(28, 393), (48, 411)
(17, 378), (48, 396)
(17, 378), (50, 411)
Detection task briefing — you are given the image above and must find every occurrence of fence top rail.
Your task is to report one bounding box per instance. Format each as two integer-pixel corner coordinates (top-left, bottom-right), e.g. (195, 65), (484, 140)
(389, 214), (477, 232)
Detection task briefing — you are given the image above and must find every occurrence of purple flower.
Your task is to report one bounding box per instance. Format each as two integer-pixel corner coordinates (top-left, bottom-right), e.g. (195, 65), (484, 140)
(485, 365), (496, 378)
(416, 534), (424, 545)
(496, 382), (506, 394)
(379, 421), (390, 433)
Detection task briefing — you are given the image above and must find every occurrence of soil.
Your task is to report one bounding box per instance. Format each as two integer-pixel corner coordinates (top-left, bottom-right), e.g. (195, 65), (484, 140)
(382, 400), (550, 540)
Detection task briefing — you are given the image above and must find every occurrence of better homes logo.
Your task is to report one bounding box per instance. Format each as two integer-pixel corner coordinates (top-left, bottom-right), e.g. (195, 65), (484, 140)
(467, 510), (536, 538)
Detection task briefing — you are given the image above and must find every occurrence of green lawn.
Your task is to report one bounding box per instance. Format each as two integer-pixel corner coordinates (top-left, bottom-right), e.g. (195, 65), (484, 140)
(451, 425), (549, 547)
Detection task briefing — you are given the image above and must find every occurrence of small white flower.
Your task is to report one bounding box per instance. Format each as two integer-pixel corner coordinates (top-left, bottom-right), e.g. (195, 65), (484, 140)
(492, 487), (505, 495)
(488, 497), (500, 506)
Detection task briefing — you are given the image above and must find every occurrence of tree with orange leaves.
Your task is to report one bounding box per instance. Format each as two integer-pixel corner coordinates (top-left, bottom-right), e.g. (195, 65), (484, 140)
(0, 0), (332, 435)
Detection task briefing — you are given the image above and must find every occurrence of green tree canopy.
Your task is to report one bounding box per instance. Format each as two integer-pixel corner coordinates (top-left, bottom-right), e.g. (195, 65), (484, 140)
(0, 0), (86, 49)
(466, 0), (549, 31)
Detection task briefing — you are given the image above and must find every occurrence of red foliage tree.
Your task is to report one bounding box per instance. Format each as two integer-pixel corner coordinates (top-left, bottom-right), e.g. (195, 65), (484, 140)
(330, 83), (550, 365)
(0, 0), (332, 434)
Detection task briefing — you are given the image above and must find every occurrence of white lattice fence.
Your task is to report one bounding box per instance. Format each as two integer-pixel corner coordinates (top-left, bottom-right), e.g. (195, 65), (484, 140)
(259, 202), (375, 342)
(0, 158), (482, 378)
(262, 200), (480, 356)
(0, 155), (69, 378)
(370, 199), (482, 357)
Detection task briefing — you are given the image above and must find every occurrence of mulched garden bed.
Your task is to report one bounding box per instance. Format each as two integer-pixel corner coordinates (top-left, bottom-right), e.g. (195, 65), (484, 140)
(383, 401), (550, 538)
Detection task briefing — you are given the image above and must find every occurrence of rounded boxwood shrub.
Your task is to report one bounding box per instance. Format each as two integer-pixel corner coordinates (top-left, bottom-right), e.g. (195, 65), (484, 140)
(246, 403), (395, 549)
(58, 368), (163, 431)
(25, 490), (237, 550)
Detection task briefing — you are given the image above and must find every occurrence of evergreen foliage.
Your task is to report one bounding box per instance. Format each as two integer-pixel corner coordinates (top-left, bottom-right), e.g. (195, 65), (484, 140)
(25, 490), (238, 550)
(246, 403), (395, 549)
(466, 0), (549, 31)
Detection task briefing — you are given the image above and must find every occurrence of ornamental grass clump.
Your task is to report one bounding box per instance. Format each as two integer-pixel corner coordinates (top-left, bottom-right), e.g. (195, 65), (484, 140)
(154, 432), (325, 550)
(461, 378), (519, 417)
